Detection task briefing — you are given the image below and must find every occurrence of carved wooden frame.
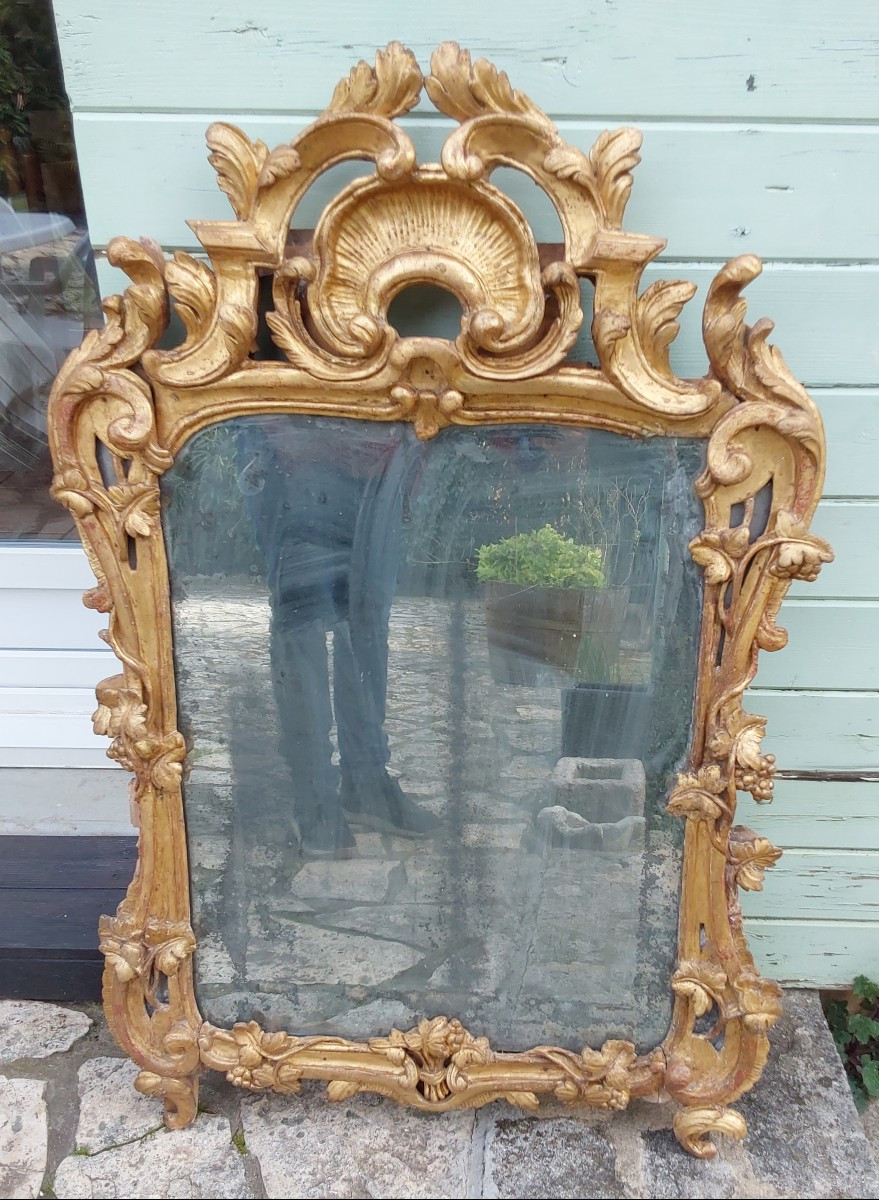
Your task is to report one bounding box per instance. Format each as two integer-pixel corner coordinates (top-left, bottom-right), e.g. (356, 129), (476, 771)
(48, 42), (833, 1158)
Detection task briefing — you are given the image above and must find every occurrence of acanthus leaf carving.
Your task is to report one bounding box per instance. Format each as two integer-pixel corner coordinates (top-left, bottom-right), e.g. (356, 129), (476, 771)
(327, 40), (422, 118)
(164, 253), (217, 344)
(588, 125), (644, 229)
(673, 1106), (747, 1160)
(425, 41), (547, 128)
(635, 279), (698, 373)
(206, 122), (271, 221)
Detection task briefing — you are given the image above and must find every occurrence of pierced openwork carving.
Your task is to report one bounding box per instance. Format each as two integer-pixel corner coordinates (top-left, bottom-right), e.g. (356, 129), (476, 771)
(48, 41), (832, 1158)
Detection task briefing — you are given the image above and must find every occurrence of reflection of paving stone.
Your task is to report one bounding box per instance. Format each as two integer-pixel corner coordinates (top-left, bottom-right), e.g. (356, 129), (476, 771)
(0, 1001), (91, 1062)
(285, 859), (397, 903)
(54, 1114), (250, 1200)
(194, 934), (238, 986)
(75, 1058), (162, 1153)
(247, 926), (425, 988)
(461, 822), (528, 848)
(306, 903), (449, 949)
(177, 586), (682, 1050)
(323, 998), (419, 1039)
(242, 1088), (475, 1200)
(0, 1076), (46, 1200)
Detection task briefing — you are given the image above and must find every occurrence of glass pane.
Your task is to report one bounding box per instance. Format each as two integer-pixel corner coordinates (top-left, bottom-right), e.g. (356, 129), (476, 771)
(0, 0), (101, 540)
(163, 415), (705, 1052)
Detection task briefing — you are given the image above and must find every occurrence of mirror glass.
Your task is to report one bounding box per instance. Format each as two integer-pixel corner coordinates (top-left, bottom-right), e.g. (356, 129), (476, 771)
(161, 415), (705, 1051)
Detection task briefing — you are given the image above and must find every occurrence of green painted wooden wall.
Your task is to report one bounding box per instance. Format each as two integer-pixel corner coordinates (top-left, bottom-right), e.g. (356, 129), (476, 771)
(51, 1), (879, 986)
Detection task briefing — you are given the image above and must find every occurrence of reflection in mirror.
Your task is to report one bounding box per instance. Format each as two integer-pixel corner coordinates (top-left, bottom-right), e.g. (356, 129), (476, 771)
(161, 417), (705, 1052)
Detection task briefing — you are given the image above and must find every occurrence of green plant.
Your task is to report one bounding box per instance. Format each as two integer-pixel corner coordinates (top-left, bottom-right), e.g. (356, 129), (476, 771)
(826, 975), (879, 1111)
(0, 1), (67, 136)
(476, 524), (606, 589)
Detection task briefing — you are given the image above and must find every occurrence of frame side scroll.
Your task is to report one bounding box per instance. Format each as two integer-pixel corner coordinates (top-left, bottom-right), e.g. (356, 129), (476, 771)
(46, 41), (833, 1156)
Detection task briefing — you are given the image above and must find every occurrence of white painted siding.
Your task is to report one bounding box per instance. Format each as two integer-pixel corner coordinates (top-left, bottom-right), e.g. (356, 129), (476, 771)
(41, 1), (879, 983)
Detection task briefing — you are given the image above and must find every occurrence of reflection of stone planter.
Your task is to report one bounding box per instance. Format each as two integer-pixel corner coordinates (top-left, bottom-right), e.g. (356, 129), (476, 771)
(483, 582), (629, 686)
(561, 682), (652, 760)
(530, 757), (646, 852)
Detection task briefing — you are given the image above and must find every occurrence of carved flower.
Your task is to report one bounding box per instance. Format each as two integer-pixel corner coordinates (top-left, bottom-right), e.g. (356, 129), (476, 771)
(92, 675), (148, 743)
(727, 826), (782, 891)
(770, 511), (833, 582)
(107, 482), (161, 539)
(689, 525), (750, 585)
(672, 960), (728, 1017)
(666, 765), (729, 822)
(133, 731), (186, 790)
(733, 972), (783, 1032)
(98, 913), (143, 982)
(50, 467), (96, 518)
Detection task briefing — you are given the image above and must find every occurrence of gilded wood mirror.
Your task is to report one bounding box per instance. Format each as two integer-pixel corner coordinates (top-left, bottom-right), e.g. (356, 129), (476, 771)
(48, 42), (833, 1158)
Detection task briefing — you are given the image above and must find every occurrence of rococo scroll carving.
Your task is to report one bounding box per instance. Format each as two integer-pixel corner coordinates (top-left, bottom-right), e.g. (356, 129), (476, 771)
(46, 40), (833, 1157)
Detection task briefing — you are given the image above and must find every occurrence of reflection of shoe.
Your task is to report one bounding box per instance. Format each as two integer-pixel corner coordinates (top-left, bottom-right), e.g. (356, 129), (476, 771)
(298, 810), (357, 859)
(341, 773), (441, 838)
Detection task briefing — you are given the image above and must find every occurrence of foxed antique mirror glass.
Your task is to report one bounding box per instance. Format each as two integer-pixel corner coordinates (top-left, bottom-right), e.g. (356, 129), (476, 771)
(48, 42), (833, 1157)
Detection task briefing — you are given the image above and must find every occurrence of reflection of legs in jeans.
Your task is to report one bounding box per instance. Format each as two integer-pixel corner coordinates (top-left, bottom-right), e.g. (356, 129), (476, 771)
(258, 425), (439, 851)
(334, 451), (440, 835)
(268, 539), (354, 856)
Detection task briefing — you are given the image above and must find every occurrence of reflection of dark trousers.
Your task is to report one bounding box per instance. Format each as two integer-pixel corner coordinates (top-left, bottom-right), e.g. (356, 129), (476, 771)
(260, 449), (406, 821)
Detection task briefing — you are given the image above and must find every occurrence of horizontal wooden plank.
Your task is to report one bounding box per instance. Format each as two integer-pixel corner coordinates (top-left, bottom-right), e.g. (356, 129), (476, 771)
(0, 688), (99, 716)
(0, 888), (122, 949)
(747, 780), (879, 850)
(0, 590), (105, 652)
(0, 747), (114, 769)
(817, 390), (879, 499)
(53, 0), (879, 120)
(0, 545), (99, 590)
(790, 501), (879, 600)
(0, 650), (113, 690)
(752, 602), (879, 691)
(745, 918), (879, 987)
(74, 114), (879, 261)
(758, 691), (879, 772)
(0, 836), (137, 890)
(0, 953), (104, 1002)
(0, 767), (131, 837)
(741, 849), (879, 921)
(0, 707), (111, 768)
(95, 255), (879, 390)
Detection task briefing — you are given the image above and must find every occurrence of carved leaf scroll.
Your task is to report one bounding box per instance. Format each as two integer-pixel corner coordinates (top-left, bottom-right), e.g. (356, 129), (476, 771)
(327, 40), (423, 118)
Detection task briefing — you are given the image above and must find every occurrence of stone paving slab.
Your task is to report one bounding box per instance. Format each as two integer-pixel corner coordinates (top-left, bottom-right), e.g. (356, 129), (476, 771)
(0, 991), (876, 1198)
(0, 1002), (91, 1063)
(0, 1076), (47, 1200)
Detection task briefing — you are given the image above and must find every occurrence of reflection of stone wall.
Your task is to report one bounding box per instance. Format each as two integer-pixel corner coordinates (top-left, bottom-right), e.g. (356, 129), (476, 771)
(173, 585), (682, 1053)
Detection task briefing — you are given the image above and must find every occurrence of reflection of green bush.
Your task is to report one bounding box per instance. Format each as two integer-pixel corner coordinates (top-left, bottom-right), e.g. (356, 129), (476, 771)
(476, 525), (606, 589)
